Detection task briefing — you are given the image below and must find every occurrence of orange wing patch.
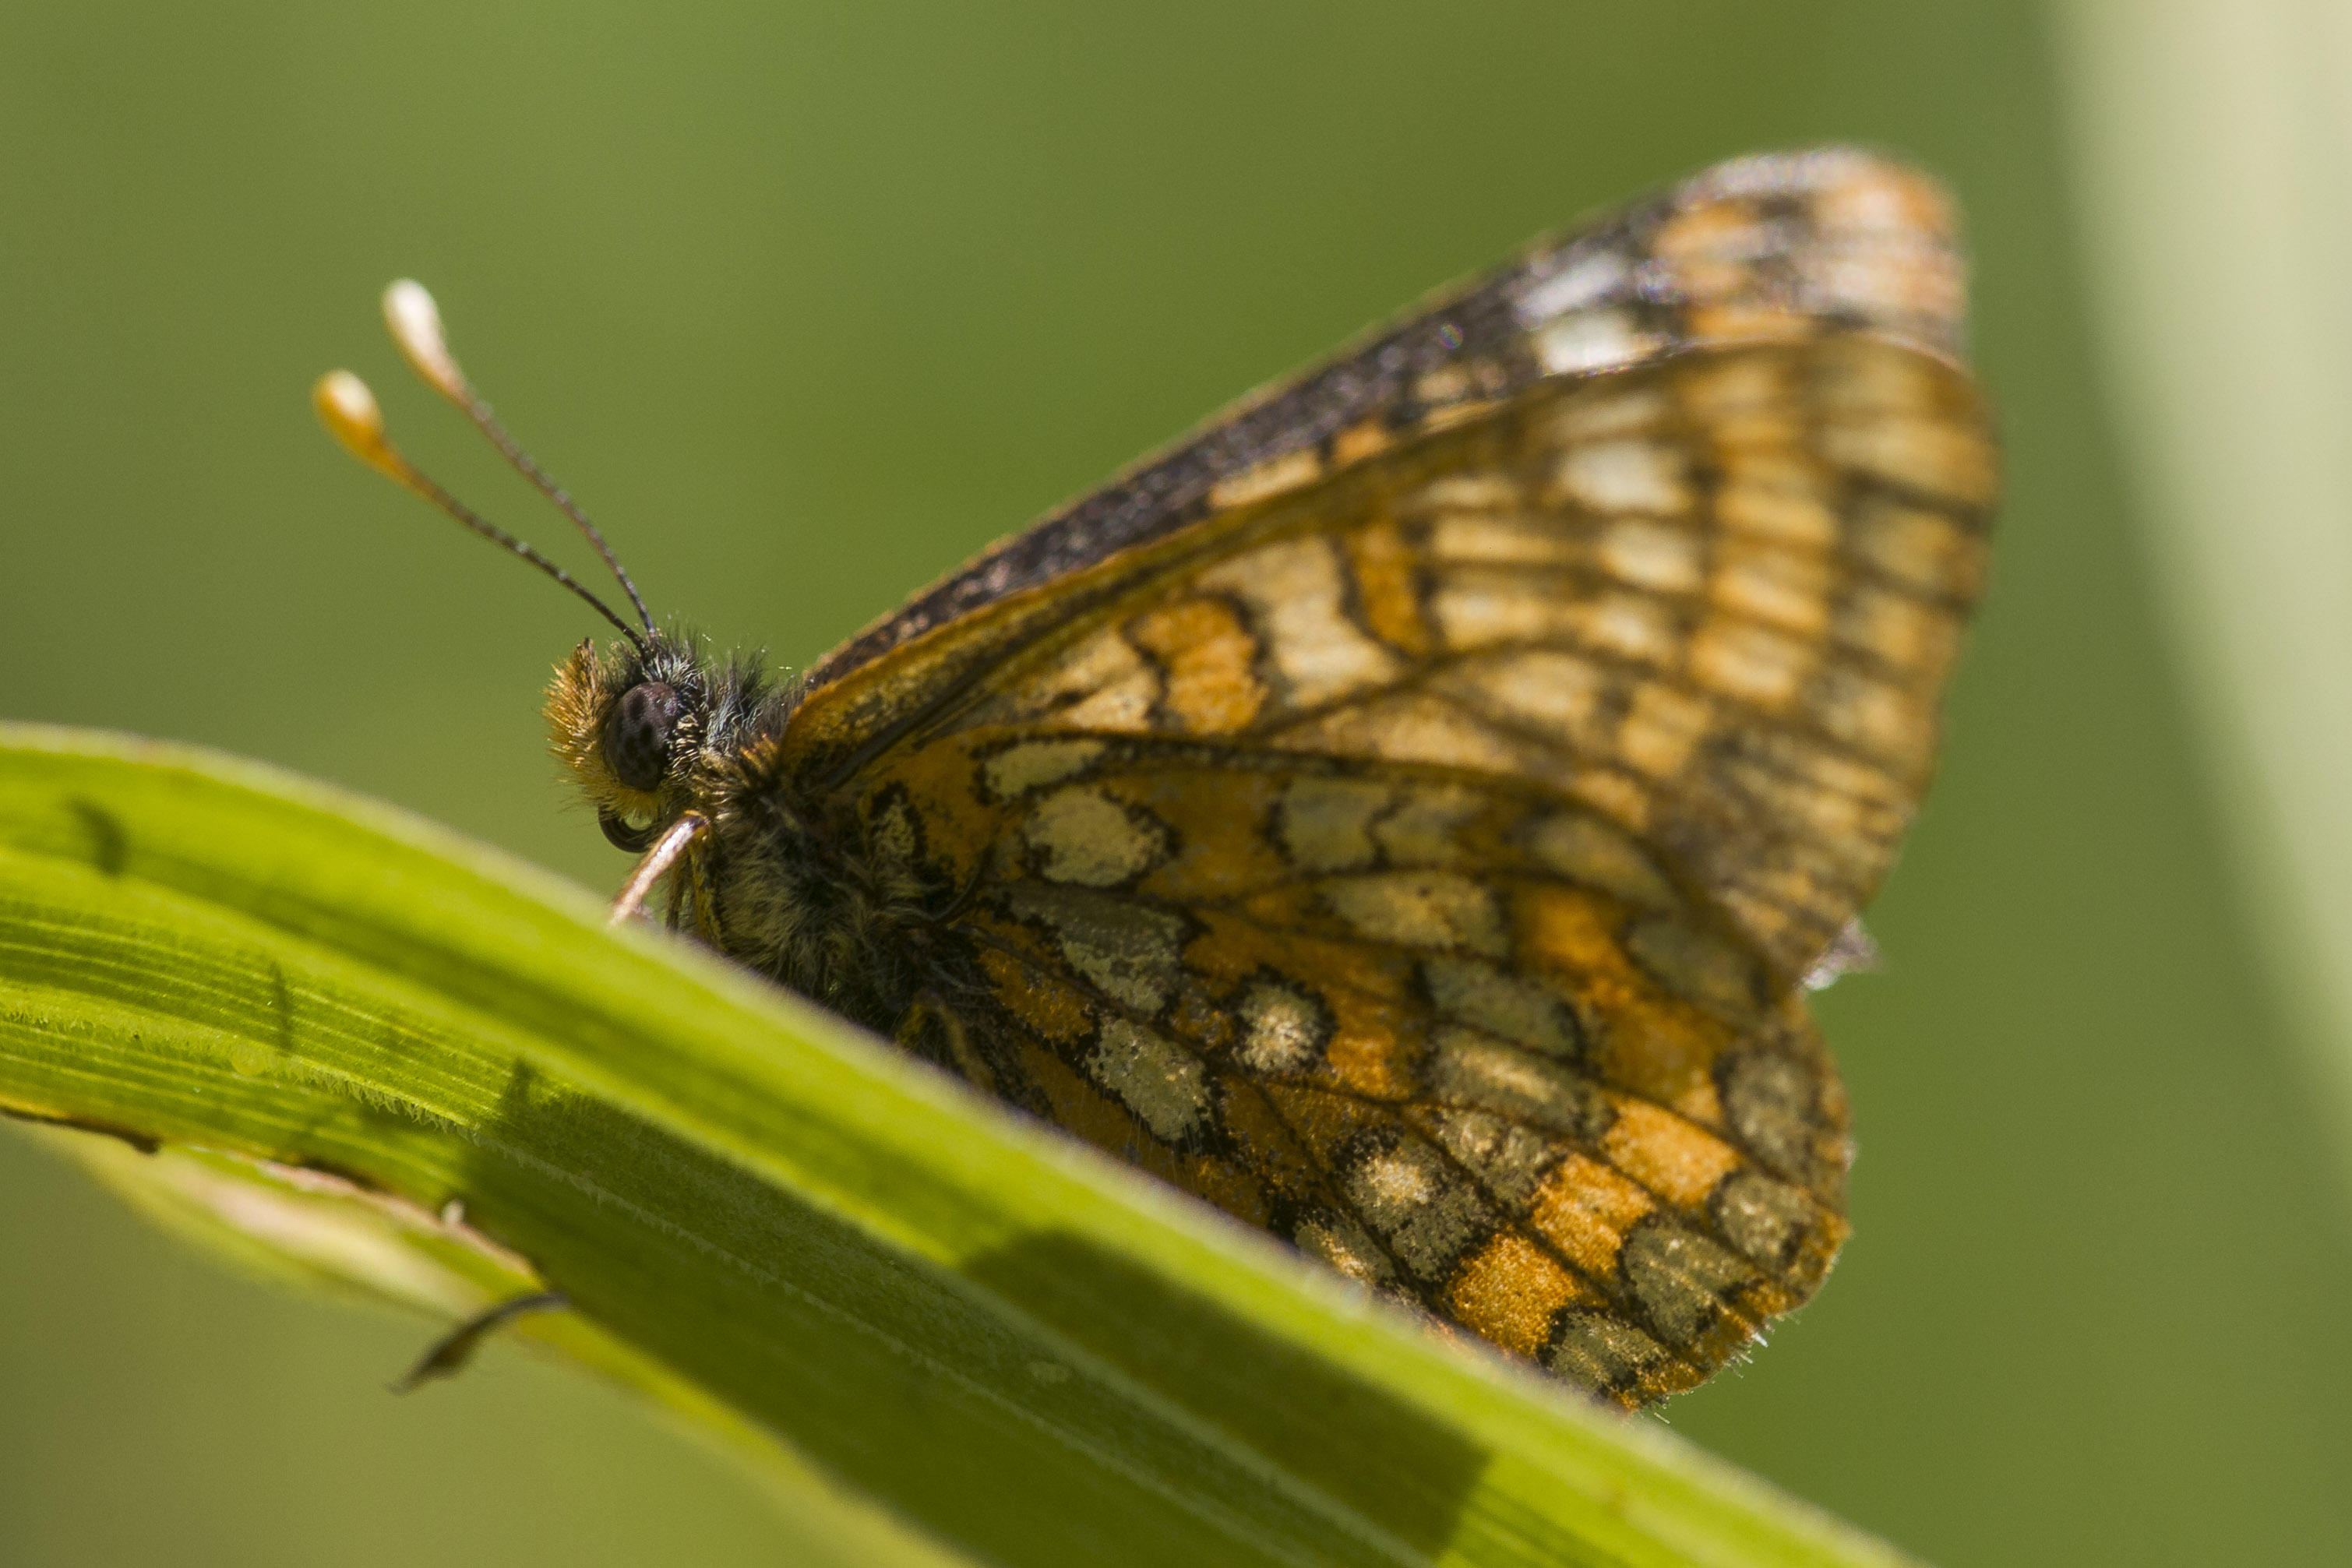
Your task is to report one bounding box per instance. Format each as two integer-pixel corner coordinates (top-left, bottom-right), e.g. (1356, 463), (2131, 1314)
(738, 154), (1993, 1408)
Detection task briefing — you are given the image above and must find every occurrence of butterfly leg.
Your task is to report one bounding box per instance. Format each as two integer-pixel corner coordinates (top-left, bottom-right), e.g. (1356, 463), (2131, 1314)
(686, 834), (724, 946)
(895, 992), (999, 1097)
(388, 1289), (569, 1393)
(607, 811), (710, 926)
(659, 833), (721, 943)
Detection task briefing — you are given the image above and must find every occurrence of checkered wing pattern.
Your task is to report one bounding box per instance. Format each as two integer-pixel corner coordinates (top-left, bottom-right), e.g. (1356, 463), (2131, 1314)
(765, 150), (1993, 1404)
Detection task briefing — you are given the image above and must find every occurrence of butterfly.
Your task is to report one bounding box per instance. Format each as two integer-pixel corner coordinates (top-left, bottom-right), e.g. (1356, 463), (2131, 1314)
(317, 146), (1994, 1408)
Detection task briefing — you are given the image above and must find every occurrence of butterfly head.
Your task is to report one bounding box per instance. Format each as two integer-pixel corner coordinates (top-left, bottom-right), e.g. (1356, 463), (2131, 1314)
(312, 280), (788, 856)
(546, 629), (774, 853)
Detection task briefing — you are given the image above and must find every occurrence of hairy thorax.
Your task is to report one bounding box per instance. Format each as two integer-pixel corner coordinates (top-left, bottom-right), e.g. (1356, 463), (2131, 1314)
(697, 759), (951, 1038)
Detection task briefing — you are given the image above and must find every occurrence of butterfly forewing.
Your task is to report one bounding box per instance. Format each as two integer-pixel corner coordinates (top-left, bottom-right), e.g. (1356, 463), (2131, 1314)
(799, 146), (1972, 699)
(715, 150), (1993, 1406)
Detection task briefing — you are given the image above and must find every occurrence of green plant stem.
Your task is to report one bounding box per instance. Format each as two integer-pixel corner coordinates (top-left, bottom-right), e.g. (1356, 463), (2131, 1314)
(0, 724), (1917, 1568)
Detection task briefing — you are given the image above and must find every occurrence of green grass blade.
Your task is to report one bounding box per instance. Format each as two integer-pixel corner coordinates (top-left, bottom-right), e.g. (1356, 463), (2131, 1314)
(0, 723), (1917, 1568)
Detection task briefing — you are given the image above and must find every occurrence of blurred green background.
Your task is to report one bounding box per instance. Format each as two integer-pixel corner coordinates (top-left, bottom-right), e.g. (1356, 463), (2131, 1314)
(4, 2), (2347, 1563)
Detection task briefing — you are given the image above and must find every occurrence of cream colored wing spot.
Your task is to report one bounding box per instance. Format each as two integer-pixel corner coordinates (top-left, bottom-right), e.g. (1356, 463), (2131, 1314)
(982, 737), (1106, 799)
(1430, 649), (1608, 733)
(1427, 1106), (1563, 1210)
(1422, 954), (1582, 1060)
(1555, 438), (1692, 515)
(1710, 1169), (1821, 1271)
(1207, 446), (1323, 511)
(1534, 309), (1660, 376)
(1717, 477), (1839, 549)
(1548, 1311), (1676, 1392)
(1521, 812), (1678, 909)
(1275, 776), (1392, 873)
(1410, 474), (1524, 514)
(986, 625), (1160, 734)
(1199, 534), (1401, 707)
(1368, 784), (1484, 867)
(1547, 384), (1672, 443)
(1343, 1133), (1497, 1283)
(1323, 870), (1508, 958)
(997, 883), (1187, 1014)
(1624, 918), (1761, 1017)
(1596, 517), (1705, 594)
(1688, 619), (1817, 707)
(1567, 594), (1686, 668)
(1615, 682), (1715, 780)
(1021, 784), (1172, 887)
(1234, 977), (1333, 1075)
(1271, 693), (1539, 777)
(1806, 665), (1927, 767)
(1412, 364), (1481, 407)
(1850, 497), (1986, 600)
(1716, 1047), (1833, 1181)
(1426, 1027), (1616, 1143)
(1618, 1222), (1761, 1347)
(1089, 1017), (1215, 1143)
(1294, 1212), (1405, 1291)
(1832, 586), (1960, 678)
(1424, 573), (1533, 650)
(1514, 248), (1630, 326)
(1708, 541), (1832, 635)
(1425, 513), (1574, 568)
(1432, 566), (1694, 679)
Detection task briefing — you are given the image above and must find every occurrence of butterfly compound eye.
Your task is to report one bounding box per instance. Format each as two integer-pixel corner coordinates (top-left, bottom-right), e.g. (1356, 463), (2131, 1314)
(601, 681), (682, 791)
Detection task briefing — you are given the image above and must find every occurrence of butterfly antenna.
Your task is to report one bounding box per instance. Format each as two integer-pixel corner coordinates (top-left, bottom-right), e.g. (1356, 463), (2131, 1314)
(312, 368), (649, 654)
(380, 280), (658, 640)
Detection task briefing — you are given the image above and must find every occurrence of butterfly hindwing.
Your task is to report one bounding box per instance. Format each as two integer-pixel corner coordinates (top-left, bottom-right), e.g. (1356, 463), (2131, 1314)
(887, 736), (1853, 1404)
(746, 150), (1993, 1405)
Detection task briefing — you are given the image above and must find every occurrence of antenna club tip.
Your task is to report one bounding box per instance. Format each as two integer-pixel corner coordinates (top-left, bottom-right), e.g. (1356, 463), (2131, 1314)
(313, 368), (381, 437)
(312, 369), (402, 478)
(383, 278), (467, 403)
